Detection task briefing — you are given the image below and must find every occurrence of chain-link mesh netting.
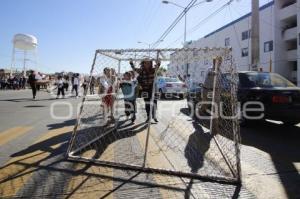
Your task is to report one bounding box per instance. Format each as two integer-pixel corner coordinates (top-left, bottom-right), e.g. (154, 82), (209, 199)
(66, 48), (241, 185)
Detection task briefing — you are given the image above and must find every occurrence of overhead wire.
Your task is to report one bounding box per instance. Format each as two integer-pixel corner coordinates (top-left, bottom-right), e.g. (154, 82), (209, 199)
(133, 0), (156, 44)
(144, 1), (162, 34)
(166, 0), (234, 48)
(187, 0), (234, 36)
(166, 0), (222, 47)
(151, 0), (198, 48)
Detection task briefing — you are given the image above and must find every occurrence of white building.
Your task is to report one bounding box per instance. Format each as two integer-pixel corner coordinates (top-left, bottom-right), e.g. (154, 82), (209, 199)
(168, 0), (300, 86)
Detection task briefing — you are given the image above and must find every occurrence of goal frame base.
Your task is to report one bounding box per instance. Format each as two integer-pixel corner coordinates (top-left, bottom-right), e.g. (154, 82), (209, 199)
(67, 154), (241, 185)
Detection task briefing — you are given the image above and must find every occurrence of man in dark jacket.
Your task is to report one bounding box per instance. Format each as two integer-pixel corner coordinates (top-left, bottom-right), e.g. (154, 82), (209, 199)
(28, 71), (37, 99)
(130, 58), (160, 122)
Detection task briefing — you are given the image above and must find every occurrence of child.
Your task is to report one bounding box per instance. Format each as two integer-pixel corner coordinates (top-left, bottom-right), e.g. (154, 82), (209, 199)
(100, 68), (115, 122)
(120, 72), (136, 123)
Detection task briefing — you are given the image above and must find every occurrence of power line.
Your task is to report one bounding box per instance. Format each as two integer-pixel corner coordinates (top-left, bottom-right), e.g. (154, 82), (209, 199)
(187, 0), (234, 37)
(166, 0), (233, 48)
(144, 1), (162, 34)
(151, 0), (198, 48)
(133, 0), (156, 45)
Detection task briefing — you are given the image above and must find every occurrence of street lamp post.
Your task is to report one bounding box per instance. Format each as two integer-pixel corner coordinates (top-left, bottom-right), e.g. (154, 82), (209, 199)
(162, 0), (213, 76)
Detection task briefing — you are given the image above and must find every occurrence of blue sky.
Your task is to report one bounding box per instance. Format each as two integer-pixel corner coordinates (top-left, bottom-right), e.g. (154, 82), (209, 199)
(0, 0), (271, 73)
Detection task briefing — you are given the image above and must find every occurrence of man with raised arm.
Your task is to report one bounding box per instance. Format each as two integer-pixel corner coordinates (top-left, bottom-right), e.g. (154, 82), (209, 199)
(130, 58), (160, 122)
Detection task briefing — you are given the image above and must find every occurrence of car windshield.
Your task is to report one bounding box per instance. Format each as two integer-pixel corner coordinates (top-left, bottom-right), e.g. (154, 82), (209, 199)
(165, 78), (180, 82)
(241, 73), (296, 88)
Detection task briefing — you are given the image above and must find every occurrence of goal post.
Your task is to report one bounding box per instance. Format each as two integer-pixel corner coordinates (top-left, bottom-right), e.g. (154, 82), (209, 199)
(66, 48), (241, 184)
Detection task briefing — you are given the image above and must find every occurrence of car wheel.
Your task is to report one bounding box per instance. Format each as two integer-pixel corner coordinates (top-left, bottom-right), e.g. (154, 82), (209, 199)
(282, 121), (299, 126)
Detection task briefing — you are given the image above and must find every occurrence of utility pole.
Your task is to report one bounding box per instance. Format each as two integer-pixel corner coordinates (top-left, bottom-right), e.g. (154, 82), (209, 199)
(251, 0), (260, 71)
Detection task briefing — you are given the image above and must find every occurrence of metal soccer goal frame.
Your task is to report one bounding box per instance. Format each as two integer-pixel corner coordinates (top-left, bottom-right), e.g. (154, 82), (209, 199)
(66, 48), (241, 185)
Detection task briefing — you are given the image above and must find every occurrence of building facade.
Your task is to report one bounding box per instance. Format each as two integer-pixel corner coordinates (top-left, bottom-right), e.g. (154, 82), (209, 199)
(168, 0), (300, 86)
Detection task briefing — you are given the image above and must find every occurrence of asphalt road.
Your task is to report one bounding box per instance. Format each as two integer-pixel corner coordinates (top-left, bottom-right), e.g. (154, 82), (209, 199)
(0, 89), (299, 199)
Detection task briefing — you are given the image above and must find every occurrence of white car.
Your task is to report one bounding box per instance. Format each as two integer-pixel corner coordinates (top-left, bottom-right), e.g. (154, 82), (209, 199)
(156, 77), (187, 99)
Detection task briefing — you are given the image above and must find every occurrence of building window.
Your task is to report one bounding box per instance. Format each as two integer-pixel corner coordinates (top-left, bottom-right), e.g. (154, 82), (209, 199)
(292, 62), (297, 71)
(242, 30), (251, 40)
(225, 37), (230, 47)
(264, 41), (273, 52)
(241, 48), (249, 57)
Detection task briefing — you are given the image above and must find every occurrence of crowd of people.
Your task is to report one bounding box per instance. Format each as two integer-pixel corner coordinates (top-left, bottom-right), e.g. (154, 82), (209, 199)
(23, 71), (83, 100)
(0, 76), (27, 90)
(2, 58), (162, 124)
(54, 73), (81, 99)
(0, 71), (48, 91)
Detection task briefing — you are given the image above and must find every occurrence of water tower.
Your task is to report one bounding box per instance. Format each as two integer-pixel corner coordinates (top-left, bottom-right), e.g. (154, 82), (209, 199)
(10, 34), (38, 76)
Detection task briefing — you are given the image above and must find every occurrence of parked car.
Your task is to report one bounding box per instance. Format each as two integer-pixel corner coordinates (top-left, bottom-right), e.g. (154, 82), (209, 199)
(156, 77), (187, 99)
(197, 71), (300, 126)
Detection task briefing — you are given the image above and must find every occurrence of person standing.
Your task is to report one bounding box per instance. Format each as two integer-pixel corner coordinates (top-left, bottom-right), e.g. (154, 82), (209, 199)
(22, 76), (26, 89)
(73, 74), (79, 98)
(0, 77), (3, 90)
(18, 76), (23, 89)
(13, 76), (19, 90)
(102, 68), (116, 121)
(35, 72), (42, 91)
(90, 76), (95, 95)
(56, 76), (65, 99)
(81, 79), (88, 94)
(28, 71), (37, 99)
(130, 70), (139, 113)
(71, 74), (75, 94)
(64, 75), (69, 92)
(130, 58), (160, 122)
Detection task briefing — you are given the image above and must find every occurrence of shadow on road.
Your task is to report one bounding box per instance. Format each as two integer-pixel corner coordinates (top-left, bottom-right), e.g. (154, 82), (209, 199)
(184, 121), (212, 198)
(24, 105), (47, 108)
(47, 119), (76, 130)
(184, 121), (212, 173)
(240, 121), (300, 198)
(75, 120), (148, 160)
(0, 126), (73, 198)
(0, 110), (246, 198)
(181, 105), (300, 197)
